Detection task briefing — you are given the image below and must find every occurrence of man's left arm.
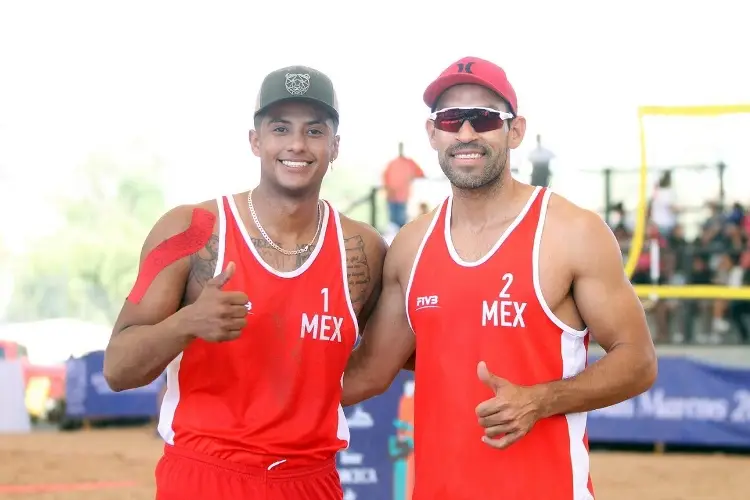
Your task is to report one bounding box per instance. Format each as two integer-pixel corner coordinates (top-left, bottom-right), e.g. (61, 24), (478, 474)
(534, 211), (657, 417)
(477, 209), (657, 449)
(343, 221), (388, 332)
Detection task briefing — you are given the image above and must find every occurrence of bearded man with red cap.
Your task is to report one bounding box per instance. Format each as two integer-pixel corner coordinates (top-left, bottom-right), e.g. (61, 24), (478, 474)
(342, 57), (657, 500)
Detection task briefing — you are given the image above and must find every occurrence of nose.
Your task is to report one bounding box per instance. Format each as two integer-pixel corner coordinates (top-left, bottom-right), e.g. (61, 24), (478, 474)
(287, 130), (307, 153)
(456, 120), (479, 143)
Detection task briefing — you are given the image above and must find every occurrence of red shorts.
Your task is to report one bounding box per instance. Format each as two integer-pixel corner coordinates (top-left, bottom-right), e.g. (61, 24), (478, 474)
(155, 445), (343, 500)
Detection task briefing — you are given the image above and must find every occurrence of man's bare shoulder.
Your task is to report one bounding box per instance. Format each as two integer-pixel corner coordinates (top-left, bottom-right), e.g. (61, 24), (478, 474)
(338, 214), (387, 253)
(144, 199), (218, 250)
(545, 192), (621, 266)
(383, 208), (440, 282)
(138, 199), (223, 290)
(335, 214), (387, 312)
(546, 192), (611, 235)
(391, 209), (438, 254)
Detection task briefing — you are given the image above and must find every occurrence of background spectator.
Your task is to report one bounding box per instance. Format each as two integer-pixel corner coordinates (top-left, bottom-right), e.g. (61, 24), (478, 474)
(383, 142), (424, 228)
(528, 134), (555, 187)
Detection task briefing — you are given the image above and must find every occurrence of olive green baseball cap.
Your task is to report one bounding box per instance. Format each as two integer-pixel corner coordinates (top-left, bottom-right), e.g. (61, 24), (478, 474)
(254, 65), (339, 123)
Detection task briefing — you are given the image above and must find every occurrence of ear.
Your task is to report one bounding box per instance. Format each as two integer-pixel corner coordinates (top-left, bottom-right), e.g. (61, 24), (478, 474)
(425, 119), (438, 151)
(507, 115), (526, 150)
(331, 134), (340, 163)
(249, 129), (261, 157)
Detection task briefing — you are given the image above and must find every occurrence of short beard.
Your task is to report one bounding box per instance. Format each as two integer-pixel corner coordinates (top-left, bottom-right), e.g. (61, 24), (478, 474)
(438, 143), (507, 191)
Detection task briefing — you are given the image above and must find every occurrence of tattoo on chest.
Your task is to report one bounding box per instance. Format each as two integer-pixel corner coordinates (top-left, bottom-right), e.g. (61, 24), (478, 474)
(250, 237), (314, 272)
(186, 233), (370, 312)
(345, 235), (371, 310)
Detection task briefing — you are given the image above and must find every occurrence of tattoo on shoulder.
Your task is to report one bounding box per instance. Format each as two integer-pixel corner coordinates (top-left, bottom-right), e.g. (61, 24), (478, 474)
(188, 233), (219, 288)
(345, 235), (371, 310)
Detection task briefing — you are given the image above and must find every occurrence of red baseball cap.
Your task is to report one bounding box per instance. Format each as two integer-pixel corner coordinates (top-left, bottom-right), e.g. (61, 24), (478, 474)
(423, 57), (518, 114)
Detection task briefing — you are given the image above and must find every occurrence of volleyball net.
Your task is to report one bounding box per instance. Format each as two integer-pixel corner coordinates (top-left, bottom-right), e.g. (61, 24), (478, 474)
(625, 104), (750, 300)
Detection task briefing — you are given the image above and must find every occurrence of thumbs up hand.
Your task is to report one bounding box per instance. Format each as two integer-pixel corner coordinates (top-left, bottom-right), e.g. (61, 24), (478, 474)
(181, 262), (250, 343)
(206, 261), (238, 290)
(475, 361), (542, 450)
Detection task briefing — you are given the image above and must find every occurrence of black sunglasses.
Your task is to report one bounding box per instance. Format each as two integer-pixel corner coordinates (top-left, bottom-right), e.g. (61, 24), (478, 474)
(430, 107), (514, 133)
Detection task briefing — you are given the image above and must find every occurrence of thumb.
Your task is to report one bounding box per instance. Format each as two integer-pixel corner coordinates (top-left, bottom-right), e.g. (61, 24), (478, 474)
(477, 361), (506, 391)
(207, 261), (235, 289)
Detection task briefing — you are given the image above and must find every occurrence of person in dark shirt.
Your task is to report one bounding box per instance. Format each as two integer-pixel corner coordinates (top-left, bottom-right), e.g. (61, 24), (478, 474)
(681, 255), (714, 342)
(728, 251), (750, 343)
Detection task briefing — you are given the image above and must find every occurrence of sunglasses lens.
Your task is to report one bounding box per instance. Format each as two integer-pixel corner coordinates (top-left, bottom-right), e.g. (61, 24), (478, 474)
(434, 108), (505, 133)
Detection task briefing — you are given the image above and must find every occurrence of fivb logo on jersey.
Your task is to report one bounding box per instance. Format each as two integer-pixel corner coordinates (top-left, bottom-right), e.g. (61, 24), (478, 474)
(300, 287), (343, 342)
(482, 273), (527, 328)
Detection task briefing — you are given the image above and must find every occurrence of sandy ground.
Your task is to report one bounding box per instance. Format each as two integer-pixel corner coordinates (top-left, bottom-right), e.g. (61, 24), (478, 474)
(0, 428), (747, 499)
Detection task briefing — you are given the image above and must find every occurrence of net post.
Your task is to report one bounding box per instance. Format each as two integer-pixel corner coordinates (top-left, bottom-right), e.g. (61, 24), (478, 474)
(717, 161), (726, 209)
(603, 168), (613, 226)
(369, 186), (378, 229)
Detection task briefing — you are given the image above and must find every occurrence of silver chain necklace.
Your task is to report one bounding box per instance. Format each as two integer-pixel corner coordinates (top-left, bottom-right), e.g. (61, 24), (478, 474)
(247, 190), (322, 256)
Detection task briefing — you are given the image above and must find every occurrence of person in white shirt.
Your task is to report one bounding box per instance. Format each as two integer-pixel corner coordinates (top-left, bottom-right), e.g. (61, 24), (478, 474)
(527, 134), (555, 187)
(650, 171), (677, 235)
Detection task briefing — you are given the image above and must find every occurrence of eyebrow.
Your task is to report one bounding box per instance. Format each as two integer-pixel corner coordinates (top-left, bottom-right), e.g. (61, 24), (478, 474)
(267, 117), (327, 127)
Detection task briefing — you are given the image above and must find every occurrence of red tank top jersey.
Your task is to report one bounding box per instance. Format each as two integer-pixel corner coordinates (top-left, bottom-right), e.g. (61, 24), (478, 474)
(406, 187), (595, 500)
(157, 196), (358, 466)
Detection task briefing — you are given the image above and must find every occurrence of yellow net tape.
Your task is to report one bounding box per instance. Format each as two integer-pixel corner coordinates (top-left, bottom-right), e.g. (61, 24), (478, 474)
(626, 104), (750, 300)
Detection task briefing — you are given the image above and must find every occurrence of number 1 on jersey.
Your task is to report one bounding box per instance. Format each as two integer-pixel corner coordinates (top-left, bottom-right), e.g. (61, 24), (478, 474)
(321, 287), (329, 313)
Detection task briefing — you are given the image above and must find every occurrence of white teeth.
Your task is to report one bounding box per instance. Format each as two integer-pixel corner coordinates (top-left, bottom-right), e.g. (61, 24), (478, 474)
(454, 153), (482, 159)
(281, 160), (308, 168)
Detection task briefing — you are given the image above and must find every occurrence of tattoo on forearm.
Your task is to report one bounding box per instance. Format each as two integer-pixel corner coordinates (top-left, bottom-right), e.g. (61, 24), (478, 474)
(188, 234), (219, 288)
(345, 235), (371, 310)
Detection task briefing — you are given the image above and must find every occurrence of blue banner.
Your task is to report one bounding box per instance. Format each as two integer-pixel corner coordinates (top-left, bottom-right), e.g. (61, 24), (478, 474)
(588, 356), (750, 447)
(339, 358), (750, 500)
(63, 351), (750, 498)
(338, 371), (415, 500)
(65, 350), (163, 419)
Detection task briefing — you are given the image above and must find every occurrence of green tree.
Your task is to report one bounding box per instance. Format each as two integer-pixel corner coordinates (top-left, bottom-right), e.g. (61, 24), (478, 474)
(7, 150), (165, 324)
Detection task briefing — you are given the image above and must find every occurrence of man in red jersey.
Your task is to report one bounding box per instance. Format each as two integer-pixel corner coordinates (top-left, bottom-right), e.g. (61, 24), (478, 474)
(103, 66), (387, 500)
(342, 57), (657, 499)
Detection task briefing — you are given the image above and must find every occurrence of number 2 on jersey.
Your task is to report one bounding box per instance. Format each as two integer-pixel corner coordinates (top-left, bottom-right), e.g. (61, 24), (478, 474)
(499, 273), (513, 298)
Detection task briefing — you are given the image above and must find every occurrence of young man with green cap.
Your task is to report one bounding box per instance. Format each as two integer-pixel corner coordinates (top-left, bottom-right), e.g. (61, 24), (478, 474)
(103, 65), (387, 499)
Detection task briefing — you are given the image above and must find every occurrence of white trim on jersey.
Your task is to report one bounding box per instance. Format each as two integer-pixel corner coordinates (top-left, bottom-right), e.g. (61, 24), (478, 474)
(226, 195), (329, 279)
(157, 353), (183, 445)
(331, 206), (360, 449)
(404, 200), (445, 335)
(561, 335), (592, 500)
(532, 189), (588, 337)
(215, 196), (227, 276)
(444, 186), (542, 267)
(331, 207), (360, 342)
(158, 196), (229, 445)
(533, 188), (592, 499)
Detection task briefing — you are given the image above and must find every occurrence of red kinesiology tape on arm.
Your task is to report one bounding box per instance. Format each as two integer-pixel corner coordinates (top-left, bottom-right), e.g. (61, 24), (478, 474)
(126, 208), (216, 304)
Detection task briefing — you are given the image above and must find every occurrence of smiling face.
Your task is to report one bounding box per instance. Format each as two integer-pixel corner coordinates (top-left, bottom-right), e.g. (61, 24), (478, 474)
(425, 84), (525, 191)
(250, 100), (340, 198)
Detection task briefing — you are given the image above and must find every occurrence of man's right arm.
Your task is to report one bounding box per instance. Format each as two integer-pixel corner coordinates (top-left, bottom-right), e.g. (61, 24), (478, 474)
(342, 223), (422, 406)
(103, 205), (214, 392)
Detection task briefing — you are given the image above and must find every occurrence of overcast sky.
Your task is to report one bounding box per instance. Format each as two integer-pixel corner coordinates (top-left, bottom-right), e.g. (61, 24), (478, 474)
(1, 0), (747, 248)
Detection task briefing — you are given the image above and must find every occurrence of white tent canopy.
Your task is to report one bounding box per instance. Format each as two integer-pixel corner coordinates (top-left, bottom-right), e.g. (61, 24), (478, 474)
(0, 318), (111, 366)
